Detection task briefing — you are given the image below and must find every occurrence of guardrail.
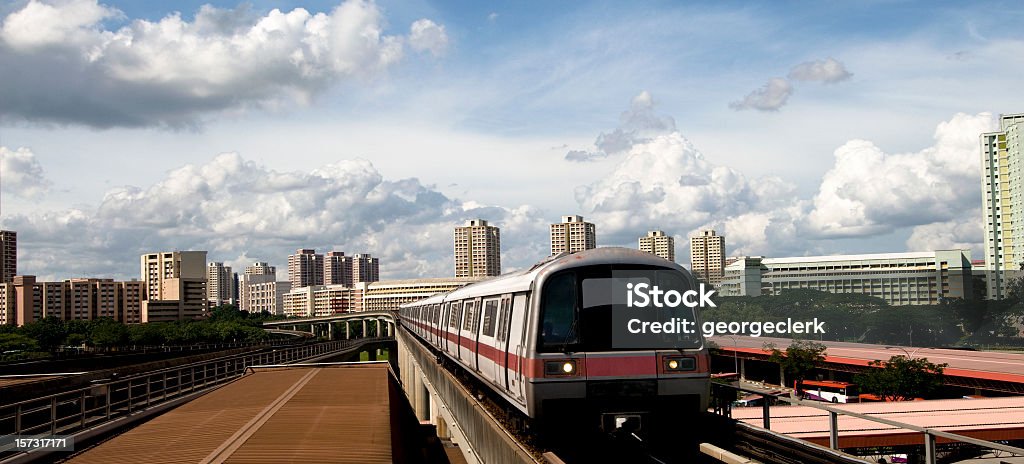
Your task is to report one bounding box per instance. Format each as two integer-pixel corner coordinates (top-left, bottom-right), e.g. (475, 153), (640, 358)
(710, 382), (1024, 464)
(0, 337), (391, 461)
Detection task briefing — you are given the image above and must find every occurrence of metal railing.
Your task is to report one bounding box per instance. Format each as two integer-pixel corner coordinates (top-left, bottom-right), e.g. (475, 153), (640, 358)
(0, 337), (390, 459)
(710, 382), (1024, 464)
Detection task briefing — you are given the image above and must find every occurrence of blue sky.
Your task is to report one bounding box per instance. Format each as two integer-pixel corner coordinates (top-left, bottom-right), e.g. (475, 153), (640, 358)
(1, 0), (1022, 280)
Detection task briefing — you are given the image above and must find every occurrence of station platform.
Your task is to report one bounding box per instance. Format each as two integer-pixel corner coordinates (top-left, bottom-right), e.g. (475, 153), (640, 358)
(64, 362), (447, 464)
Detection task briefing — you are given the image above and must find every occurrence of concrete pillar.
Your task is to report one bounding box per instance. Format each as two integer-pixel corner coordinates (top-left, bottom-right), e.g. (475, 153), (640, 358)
(345, 321), (350, 339)
(414, 372), (429, 421)
(779, 366), (786, 389)
(328, 323), (334, 340)
(435, 414), (450, 439)
(740, 358), (746, 381)
(362, 319), (367, 338)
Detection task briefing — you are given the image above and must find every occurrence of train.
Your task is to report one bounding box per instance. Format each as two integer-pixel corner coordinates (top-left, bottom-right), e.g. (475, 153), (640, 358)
(398, 247), (710, 435)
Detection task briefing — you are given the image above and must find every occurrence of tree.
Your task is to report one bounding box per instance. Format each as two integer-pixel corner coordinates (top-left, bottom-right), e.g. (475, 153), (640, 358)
(89, 318), (129, 348)
(855, 355), (947, 401)
(766, 340), (826, 393)
(20, 317), (68, 351)
(0, 333), (39, 352)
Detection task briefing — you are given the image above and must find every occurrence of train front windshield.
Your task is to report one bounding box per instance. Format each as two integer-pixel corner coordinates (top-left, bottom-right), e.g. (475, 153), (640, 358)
(538, 265), (703, 352)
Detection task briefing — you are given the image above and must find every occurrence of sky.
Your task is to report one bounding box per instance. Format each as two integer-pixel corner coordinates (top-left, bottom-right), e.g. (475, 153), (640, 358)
(1, 0), (1023, 281)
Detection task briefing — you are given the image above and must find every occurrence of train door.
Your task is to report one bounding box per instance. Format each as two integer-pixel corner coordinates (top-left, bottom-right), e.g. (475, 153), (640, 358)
(478, 297), (501, 384)
(431, 304), (439, 345)
(507, 292), (529, 400)
(449, 301), (462, 358)
(441, 302), (450, 352)
(459, 299), (479, 369)
(491, 295), (513, 390)
(426, 304), (434, 344)
(434, 304), (442, 347)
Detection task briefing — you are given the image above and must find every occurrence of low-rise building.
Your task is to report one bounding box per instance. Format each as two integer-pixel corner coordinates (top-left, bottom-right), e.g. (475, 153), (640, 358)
(281, 277), (484, 317)
(0, 276), (145, 325)
(719, 250), (974, 305)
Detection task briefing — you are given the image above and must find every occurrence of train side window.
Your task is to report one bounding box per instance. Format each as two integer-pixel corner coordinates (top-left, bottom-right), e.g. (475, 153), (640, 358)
(449, 302), (462, 328)
(540, 272), (578, 350)
(502, 298), (513, 340)
(463, 301), (477, 331)
(482, 300), (498, 337)
(496, 299), (508, 340)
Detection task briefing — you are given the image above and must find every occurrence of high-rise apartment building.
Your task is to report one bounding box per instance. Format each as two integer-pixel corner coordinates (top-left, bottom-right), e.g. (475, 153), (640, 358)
(0, 283), (13, 325)
(639, 230), (675, 262)
(454, 219), (502, 277)
(140, 251), (207, 322)
(0, 230), (16, 283)
(247, 280), (291, 315)
(206, 262), (234, 307)
(982, 113), (1024, 299)
(245, 262), (277, 276)
(288, 249), (324, 288)
(690, 229), (726, 287)
(550, 215), (596, 255)
(240, 262), (276, 312)
(324, 251), (353, 286)
(352, 254), (379, 284)
(140, 251), (207, 300)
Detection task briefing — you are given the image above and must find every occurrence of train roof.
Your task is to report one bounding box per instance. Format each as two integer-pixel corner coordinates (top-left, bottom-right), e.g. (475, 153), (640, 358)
(401, 247), (691, 308)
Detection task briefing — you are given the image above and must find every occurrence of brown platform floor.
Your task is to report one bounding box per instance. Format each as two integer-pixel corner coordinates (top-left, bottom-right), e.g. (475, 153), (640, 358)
(67, 364), (395, 464)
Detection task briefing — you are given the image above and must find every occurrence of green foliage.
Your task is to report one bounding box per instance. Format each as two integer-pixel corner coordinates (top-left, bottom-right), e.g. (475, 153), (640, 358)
(854, 355), (947, 401)
(19, 317), (68, 351)
(6, 313), (271, 352)
(64, 333), (87, 347)
(766, 340), (827, 391)
(0, 332), (39, 352)
(90, 318), (129, 347)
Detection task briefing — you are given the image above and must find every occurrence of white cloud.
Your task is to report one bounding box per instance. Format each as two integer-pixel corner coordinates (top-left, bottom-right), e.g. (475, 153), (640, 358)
(408, 18), (448, 57)
(807, 112), (995, 238)
(788, 57), (852, 83)
(565, 90), (677, 162)
(573, 126), (803, 255)
(0, 0), (446, 128)
(0, 146), (50, 198)
(729, 77), (792, 112)
(4, 152), (549, 280)
(906, 219), (982, 259)
(573, 95), (996, 264)
(487, 12), (498, 22)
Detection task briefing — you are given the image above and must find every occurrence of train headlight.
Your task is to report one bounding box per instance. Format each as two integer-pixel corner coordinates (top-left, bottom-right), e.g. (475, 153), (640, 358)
(663, 356), (696, 372)
(545, 359), (578, 376)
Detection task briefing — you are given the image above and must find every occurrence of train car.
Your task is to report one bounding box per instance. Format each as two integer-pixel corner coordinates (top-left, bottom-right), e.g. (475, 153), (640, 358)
(399, 247), (710, 434)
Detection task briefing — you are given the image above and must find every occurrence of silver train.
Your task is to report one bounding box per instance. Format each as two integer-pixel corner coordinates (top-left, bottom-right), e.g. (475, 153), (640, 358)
(399, 247), (710, 432)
